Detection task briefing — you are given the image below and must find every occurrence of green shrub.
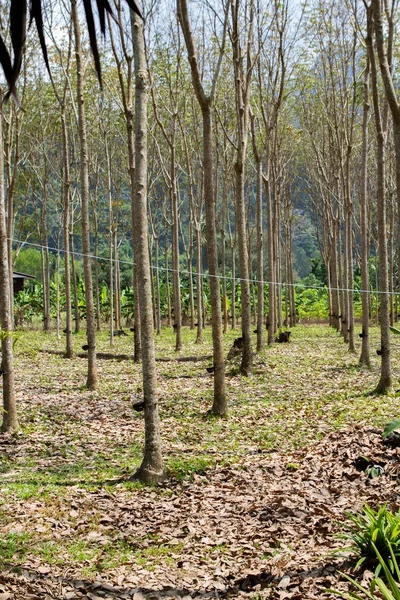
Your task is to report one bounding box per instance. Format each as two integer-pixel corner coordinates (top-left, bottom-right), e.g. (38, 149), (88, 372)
(339, 505), (400, 576)
(329, 541), (400, 599)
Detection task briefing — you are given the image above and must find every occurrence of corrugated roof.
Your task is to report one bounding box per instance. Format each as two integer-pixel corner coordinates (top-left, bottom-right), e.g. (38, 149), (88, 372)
(12, 272), (36, 280)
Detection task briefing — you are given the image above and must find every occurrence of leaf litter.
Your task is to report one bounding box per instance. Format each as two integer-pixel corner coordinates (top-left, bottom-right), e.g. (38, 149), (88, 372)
(0, 325), (400, 599)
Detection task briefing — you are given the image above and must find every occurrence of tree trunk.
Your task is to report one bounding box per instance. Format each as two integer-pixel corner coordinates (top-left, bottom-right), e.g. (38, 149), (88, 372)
(61, 113), (73, 357)
(131, 9), (164, 482)
(70, 231), (80, 333)
(93, 213), (101, 332)
(265, 174), (275, 344)
(0, 91), (18, 433)
(368, 5), (392, 393)
(72, 0), (98, 389)
(195, 225), (203, 343)
(255, 159), (264, 351)
(203, 107), (226, 414)
(359, 54), (371, 367)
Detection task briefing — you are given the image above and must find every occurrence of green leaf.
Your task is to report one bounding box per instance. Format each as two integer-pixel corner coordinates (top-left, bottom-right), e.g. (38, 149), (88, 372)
(383, 421), (400, 439)
(375, 578), (397, 600)
(390, 326), (400, 335)
(372, 543), (400, 599)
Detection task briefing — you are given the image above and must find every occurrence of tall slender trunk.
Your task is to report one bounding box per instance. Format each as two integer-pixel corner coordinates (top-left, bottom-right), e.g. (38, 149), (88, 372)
(165, 239), (171, 327)
(61, 112), (73, 357)
(154, 239), (161, 335)
(231, 240), (236, 330)
(170, 123), (182, 351)
(203, 107), (226, 414)
(0, 91), (18, 433)
(368, 5), (392, 393)
(131, 9), (164, 482)
(5, 106), (19, 325)
(359, 55), (371, 367)
(93, 213), (101, 331)
(133, 267), (141, 361)
(231, 0), (253, 375)
(255, 159), (264, 350)
(195, 225), (203, 342)
(70, 231), (80, 333)
(178, 0), (227, 411)
(265, 174), (275, 344)
(330, 222), (340, 332)
(40, 160), (51, 333)
(72, 0), (98, 389)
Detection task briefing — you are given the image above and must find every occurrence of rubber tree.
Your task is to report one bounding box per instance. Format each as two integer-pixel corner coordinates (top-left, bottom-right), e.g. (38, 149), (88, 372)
(367, 1), (392, 393)
(72, 0), (98, 389)
(177, 0), (228, 415)
(230, 0), (255, 375)
(0, 88), (18, 433)
(131, 8), (164, 482)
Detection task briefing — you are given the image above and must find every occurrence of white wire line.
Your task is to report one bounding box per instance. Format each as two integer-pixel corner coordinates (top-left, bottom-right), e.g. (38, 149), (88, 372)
(11, 237), (397, 297)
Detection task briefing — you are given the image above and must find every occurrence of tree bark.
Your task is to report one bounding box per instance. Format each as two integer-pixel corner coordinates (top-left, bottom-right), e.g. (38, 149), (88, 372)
(178, 0), (227, 413)
(131, 9), (164, 482)
(359, 54), (371, 367)
(368, 4), (392, 393)
(72, 0), (98, 389)
(61, 112), (73, 358)
(230, 0), (254, 375)
(0, 90), (18, 433)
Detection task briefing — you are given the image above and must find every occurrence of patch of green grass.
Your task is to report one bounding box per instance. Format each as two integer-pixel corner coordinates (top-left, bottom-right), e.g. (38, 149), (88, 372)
(0, 460), (13, 474)
(1, 442), (144, 499)
(135, 542), (185, 567)
(35, 541), (63, 565)
(166, 454), (214, 480)
(0, 532), (31, 564)
(67, 540), (99, 564)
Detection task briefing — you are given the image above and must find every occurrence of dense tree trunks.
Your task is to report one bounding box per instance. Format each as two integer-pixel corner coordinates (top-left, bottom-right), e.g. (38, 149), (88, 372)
(131, 10), (164, 482)
(359, 55), (371, 367)
(72, 0), (98, 390)
(0, 92), (18, 433)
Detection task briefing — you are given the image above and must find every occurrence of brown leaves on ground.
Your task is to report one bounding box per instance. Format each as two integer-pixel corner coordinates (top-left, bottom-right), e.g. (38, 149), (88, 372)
(0, 325), (399, 599)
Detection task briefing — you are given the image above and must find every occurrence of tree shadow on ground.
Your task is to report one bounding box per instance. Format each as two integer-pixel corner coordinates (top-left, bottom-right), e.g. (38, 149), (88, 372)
(1, 559), (351, 599)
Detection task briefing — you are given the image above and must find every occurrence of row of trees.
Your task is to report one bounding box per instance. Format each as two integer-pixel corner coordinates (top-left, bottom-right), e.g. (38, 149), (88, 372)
(0, 0), (400, 480)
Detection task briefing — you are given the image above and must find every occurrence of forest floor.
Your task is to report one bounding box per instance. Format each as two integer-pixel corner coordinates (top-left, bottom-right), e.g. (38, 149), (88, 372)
(1, 324), (400, 599)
